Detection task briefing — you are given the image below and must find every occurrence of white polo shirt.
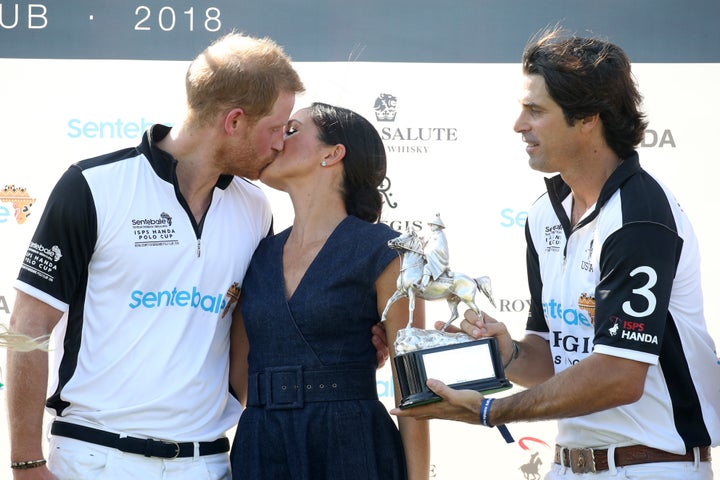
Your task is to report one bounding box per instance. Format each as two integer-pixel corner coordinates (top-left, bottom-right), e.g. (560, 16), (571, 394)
(16, 125), (272, 442)
(525, 152), (720, 453)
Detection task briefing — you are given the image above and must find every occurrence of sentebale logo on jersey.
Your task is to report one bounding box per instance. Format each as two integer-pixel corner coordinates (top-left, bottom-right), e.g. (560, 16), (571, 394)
(129, 286), (227, 313)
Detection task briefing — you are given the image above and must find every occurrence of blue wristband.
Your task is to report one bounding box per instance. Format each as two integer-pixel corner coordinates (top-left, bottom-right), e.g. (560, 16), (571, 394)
(479, 398), (494, 427)
(479, 397), (515, 444)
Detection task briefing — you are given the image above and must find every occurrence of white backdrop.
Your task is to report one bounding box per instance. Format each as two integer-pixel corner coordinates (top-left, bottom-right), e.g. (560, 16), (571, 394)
(1, 59), (718, 478)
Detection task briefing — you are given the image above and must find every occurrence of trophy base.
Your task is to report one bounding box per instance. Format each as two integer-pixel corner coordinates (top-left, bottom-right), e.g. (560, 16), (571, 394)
(394, 337), (512, 410)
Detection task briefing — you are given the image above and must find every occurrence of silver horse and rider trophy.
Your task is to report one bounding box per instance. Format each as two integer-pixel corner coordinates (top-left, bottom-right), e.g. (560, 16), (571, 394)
(382, 214), (512, 409)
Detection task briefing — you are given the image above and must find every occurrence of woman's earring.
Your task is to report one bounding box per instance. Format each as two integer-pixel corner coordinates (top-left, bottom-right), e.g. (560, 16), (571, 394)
(321, 160), (327, 167)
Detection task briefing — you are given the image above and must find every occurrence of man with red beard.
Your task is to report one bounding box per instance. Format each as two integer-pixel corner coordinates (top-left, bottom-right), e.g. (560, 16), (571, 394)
(7, 32), (305, 480)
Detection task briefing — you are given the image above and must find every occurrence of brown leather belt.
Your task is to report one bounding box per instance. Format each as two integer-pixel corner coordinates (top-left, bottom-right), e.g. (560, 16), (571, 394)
(554, 444), (711, 474)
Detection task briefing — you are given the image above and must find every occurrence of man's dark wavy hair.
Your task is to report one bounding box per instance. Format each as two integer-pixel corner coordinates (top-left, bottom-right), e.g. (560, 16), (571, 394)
(522, 27), (648, 158)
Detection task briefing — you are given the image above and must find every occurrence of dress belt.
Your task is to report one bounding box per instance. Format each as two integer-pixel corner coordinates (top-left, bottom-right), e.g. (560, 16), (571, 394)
(51, 421), (229, 459)
(246, 365), (378, 410)
(554, 444), (711, 474)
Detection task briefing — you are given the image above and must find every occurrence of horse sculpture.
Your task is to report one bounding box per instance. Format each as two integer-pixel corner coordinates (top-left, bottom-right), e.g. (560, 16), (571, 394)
(381, 230), (495, 330)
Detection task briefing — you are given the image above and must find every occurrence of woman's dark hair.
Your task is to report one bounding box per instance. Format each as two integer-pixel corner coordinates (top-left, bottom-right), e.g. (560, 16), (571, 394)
(308, 102), (386, 223)
(522, 27), (648, 158)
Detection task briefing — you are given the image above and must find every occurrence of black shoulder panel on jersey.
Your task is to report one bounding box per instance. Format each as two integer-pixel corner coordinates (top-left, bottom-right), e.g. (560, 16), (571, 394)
(18, 165), (98, 304)
(619, 171), (678, 232)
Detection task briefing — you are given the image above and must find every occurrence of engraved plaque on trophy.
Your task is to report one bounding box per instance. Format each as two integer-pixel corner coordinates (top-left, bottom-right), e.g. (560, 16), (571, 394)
(381, 214), (512, 409)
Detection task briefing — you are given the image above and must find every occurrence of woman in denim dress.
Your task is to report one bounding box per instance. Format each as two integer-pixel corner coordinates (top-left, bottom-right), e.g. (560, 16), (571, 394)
(229, 103), (430, 479)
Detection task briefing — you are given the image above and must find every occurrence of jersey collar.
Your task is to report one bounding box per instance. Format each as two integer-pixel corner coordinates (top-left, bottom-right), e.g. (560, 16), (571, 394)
(544, 151), (642, 233)
(139, 124), (234, 190)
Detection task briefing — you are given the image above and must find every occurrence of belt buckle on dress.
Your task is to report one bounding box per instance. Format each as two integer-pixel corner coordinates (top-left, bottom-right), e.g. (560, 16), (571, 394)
(264, 366), (304, 410)
(569, 448), (597, 474)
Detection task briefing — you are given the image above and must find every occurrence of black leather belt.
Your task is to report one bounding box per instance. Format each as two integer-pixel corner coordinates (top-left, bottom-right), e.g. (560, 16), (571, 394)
(51, 421), (229, 459)
(554, 444), (711, 474)
(247, 365), (378, 410)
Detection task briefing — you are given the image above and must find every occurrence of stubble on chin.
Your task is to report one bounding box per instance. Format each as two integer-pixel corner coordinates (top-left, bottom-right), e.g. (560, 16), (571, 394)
(227, 144), (272, 180)
(255, 152), (278, 180)
(526, 156), (538, 171)
(527, 155), (547, 173)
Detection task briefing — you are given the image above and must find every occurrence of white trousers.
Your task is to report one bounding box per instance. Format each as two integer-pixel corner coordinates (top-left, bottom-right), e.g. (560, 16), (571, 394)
(49, 435), (231, 480)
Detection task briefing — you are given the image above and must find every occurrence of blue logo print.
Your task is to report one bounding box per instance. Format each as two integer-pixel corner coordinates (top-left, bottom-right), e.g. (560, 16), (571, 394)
(129, 286), (227, 313)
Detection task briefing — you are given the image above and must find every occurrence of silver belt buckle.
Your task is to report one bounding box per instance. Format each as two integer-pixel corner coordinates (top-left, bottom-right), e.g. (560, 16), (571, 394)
(161, 440), (180, 459)
(569, 448), (597, 474)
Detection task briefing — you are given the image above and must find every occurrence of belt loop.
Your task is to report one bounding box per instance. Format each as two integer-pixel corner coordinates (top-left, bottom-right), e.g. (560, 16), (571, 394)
(143, 438), (153, 458)
(606, 445), (617, 475)
(193, 442), (200, 460)
(559, 446), (568, 474)
(692, 446), (700, 471)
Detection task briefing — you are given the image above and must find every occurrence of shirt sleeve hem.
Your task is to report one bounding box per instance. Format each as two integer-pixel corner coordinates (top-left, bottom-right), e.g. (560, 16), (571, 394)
(593, 344), (658, 365)
(14, 281), (69, 312)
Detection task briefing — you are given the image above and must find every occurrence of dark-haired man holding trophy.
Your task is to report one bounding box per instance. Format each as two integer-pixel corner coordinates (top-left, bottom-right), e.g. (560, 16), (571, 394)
(392, 27), (719, 480)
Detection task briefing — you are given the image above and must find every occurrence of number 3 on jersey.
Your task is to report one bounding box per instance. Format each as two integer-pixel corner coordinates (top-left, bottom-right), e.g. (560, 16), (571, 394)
(622, 266), (657, 317)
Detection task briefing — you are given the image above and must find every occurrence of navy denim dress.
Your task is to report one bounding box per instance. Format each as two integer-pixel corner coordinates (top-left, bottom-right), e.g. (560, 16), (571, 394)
(230, 216), (408, 479)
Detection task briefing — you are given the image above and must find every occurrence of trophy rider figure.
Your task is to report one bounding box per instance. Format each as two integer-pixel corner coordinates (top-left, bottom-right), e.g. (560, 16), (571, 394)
(418, 213), (451, 291)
